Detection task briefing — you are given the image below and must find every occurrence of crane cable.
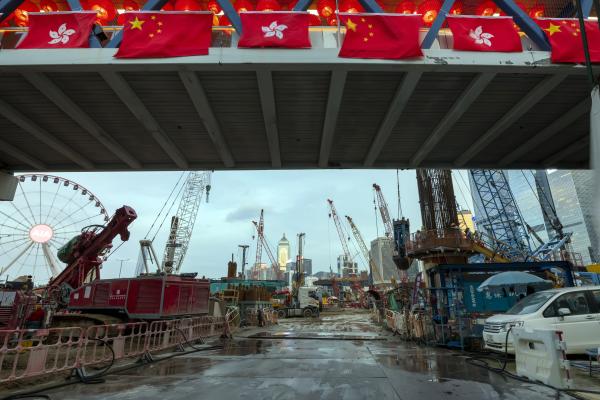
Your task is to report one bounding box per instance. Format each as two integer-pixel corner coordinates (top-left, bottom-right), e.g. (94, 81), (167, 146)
(143, 171), (187, 240)
(150, 173), (190, 243)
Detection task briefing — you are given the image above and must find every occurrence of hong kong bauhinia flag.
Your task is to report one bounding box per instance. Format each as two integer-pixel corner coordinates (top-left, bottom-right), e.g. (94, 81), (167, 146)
(338, 14), (422, 60)
(537, 18), (600, 63)
(238, 12), (311, 48)
(115, 12), (212, 58)
(447, 16), (522, 52)
(16, 12), (97, 49)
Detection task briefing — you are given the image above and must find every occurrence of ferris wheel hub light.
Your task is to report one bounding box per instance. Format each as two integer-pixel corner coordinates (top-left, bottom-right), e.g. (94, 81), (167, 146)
(29, 224), (54, 243)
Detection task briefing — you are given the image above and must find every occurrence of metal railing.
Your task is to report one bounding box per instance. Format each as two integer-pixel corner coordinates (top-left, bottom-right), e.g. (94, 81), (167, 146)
(0, 315), (230, 384)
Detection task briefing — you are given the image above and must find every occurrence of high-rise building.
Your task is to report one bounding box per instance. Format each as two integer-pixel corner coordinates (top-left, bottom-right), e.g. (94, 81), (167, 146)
(299, 258), (312, 276)
(337, 255), (357, 277)
(277, 234), (290, 272)
(369, 237), (399, 284)
(547, 170), (599, 264)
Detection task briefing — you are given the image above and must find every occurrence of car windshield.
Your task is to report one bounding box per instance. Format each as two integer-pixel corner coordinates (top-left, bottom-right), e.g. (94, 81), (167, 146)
(504, 291), (556, 315)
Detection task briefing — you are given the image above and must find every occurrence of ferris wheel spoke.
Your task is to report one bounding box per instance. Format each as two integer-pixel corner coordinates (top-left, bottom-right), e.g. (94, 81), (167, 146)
(33, 242), (41, 281)
(13, 243), (36, 280)
(0, 240), (34, 277)
(67, 198), (95, 225)
(44, 182), (61, 224)
(0, 236), (32, 247)
(39, 180), (42, 225)
(0, 233), (29, 238)
(1, 209), (32, 232)
(18, 181), (38, 225)
(0, 237), (30, 258)
(43, 242), (63, 277)
(53, 214), (102, 232)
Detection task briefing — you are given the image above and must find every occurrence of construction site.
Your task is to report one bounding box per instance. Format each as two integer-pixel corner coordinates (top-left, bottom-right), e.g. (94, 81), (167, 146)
(1, 0), (600, 395)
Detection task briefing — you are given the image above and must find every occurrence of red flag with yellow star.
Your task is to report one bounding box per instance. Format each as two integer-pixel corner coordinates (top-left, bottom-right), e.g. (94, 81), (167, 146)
(537, 18), (600, 63)
(115, 12), (212, 58)
(338, 13), (422, 60)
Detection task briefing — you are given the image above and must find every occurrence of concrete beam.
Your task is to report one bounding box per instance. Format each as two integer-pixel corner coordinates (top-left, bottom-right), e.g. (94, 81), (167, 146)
(499, 98), (590, 166)
(454, 74), (566, 167)
(363, 71), (422, 166)
(179, 71), (235, 168)
(22, 72), (142, 169)
(0, 99), (93, 169)
(256, 70), (281, 168)
(100, 71), (189, 169)
(543, 136), (589, 167)
(0, 171), (18, 201)
(319, 71), (347, 168)
(410, 72), (495, 167)
(0, 138), (47, 170)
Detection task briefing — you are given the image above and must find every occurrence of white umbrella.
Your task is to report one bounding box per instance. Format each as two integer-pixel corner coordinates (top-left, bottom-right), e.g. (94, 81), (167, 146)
(477, 271), (553, 292)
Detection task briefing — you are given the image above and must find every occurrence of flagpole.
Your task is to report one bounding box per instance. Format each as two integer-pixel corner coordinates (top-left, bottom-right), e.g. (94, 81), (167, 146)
(574, 0), (596, 87)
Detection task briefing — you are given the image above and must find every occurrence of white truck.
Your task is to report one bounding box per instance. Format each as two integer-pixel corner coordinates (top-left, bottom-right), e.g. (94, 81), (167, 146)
(276, 287), (320, 318)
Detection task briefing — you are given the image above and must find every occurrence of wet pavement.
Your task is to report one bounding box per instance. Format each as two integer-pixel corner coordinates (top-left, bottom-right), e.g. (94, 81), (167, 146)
(39, 310), (569, 399)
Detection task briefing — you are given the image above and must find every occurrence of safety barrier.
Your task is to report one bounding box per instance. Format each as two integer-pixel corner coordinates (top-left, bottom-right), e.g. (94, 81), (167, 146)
(512, 328), (572, 389)
(0, 326), (84, 383)
(0, 315), (228, 383)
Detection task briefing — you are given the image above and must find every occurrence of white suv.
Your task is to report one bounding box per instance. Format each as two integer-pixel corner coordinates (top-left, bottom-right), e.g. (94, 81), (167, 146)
(483, 286), (600, 354)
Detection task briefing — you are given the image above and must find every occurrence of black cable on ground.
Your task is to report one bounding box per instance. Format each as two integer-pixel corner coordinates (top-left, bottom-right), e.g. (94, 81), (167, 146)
(1, 335), (224, 400)
(461, 328), (600, 399)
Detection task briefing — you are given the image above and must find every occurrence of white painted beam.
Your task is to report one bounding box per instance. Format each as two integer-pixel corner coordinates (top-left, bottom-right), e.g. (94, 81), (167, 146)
(319, 70), (347, 168)
(256, 70), (281, 168)
(22, 72), (142, 169)
(543, 136), (589, 167)
(0, 99), (93, 169)
(454, 74), (566, 167)
(364, 71), (422, 166)
(178, 71), (235, 168)
(0, 138), (47, 170)
(99, 71), (189, 169)
(410, 72), (495, 167)
(498, 98), (590, 166)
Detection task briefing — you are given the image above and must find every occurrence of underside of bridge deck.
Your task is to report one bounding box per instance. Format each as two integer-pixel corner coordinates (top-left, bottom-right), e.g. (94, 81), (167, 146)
(0, 47), (594, 172)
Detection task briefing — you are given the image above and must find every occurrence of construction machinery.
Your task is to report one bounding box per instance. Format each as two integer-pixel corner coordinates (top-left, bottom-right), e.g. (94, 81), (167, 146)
(138, 172), (212, 275)
(327, 199), (354, 276)
(345, 215), (383, 285)
(252, 209), (281, 280)
(0, 206), (210, 330)
(372, 184), (410, 270)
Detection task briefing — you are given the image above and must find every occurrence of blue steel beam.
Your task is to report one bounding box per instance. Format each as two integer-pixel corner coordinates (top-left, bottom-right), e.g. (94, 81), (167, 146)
(0, 0), (23, 23)
(357, 0), (383, 12)
(581, 0), (593, 16)
(422, 0), (455, 49)
(494, 0), (550, 50)
(292, 0), (311, 11)
(65, 0), (103, 48)
(216, 0), (242, 33)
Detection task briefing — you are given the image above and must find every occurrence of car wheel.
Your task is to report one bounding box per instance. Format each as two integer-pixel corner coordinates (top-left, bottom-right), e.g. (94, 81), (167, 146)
(303, 308), (313, 318)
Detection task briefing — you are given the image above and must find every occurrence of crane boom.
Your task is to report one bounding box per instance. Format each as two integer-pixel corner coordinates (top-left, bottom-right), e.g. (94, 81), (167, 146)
(372, 184), (394, 238)
(327, 199), (351, 261)
(252, 210), (280, 278)
(162, 171), (211, 274)
(345, 216), (383, 284)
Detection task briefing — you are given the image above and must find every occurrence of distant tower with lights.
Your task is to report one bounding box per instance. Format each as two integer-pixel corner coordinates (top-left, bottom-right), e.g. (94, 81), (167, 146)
(277, 234), (290, 272)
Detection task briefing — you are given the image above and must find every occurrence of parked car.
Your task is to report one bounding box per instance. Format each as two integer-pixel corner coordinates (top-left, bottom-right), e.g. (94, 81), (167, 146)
(483, 286), (600, 354)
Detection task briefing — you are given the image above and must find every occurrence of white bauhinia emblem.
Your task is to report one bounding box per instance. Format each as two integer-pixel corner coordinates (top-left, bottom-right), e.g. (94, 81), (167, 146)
(48, 23), (76, 45)
(262, 21), (288, 39)
(469, 25), (494, 47)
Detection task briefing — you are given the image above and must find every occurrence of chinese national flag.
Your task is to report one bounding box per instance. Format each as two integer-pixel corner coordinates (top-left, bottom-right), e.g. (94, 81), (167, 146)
(537, 19), (600, 63)
(238, 12), (311, 48)
(447, 16), (522, 52)
(115, 12), (212, 58)
(339, 14), (422, 60)
(16, 12), (97, 49)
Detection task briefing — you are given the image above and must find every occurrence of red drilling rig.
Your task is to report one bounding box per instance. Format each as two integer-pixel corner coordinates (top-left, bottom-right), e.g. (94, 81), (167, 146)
(0, 205), (210, 330)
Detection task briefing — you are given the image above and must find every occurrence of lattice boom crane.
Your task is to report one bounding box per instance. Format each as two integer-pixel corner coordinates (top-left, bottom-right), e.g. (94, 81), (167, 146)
(345, 215), (383, 284)
(252, 209), (280, 278)
(327, 199), (352, 263)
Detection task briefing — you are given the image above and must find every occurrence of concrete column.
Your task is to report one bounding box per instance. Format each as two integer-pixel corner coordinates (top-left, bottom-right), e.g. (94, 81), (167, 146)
(0, 171), (17, 201)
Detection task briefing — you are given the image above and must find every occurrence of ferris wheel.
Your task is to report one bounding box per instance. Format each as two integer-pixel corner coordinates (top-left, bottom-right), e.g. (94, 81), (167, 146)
(0, 174), (109, 284)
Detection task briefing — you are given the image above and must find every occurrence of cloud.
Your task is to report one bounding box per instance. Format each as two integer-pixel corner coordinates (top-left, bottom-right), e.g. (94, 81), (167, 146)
(225, 206), (263, 223)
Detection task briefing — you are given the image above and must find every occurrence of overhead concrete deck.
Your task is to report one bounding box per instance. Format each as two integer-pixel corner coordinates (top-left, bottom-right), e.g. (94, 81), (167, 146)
(0, 31), (595, 172)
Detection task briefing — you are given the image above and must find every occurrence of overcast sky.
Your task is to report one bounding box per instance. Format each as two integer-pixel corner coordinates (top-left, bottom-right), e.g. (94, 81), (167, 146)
(1, 169), (474, 281)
